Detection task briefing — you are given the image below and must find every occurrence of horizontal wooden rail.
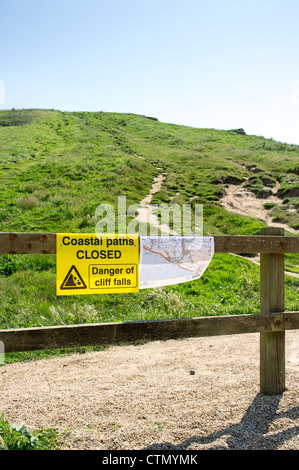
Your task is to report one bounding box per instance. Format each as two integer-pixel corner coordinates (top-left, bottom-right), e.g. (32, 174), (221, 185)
(1, 311), (298, 353)
(0, 232), (298, 254)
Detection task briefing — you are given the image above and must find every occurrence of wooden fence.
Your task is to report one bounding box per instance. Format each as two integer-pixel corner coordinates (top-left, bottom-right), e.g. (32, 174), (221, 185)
(0, 227), (298, 395)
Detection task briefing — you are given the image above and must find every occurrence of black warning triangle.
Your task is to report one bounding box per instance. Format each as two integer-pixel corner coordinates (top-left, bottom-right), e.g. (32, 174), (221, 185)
(60, 265), (87, 290)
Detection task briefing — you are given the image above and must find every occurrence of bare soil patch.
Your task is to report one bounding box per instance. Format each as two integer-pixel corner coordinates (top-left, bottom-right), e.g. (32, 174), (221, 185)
(220, 181), (298, 235)
(135, 173), (177, 235)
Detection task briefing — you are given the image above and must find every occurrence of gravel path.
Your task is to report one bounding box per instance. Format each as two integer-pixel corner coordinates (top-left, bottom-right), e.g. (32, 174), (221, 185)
(1, 330), (298, 450)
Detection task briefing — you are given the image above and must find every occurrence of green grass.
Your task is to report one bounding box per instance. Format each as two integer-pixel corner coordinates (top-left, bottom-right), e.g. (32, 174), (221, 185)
(0, 110), (157, 233)
(0, 109), (298, 362)
(0, 414), (60, 450)
(0, 109), (298, 233)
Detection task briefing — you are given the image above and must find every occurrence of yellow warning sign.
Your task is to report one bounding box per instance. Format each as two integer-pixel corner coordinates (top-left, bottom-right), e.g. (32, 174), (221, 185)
(56, 233), (139, 295)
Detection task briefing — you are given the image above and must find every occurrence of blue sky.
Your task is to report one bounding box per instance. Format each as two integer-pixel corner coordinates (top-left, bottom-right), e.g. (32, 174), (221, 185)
(1, 0), (299, 144)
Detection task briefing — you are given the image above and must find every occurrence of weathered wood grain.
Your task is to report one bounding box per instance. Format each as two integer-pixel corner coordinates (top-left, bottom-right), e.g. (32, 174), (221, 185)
(0, 232), (56, 254)
(260, 227), (286, 395)
(214, 235), (299, 254)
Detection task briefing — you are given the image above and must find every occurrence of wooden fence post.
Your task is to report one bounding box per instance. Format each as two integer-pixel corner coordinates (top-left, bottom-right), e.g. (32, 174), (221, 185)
(260, 227), (285, 395)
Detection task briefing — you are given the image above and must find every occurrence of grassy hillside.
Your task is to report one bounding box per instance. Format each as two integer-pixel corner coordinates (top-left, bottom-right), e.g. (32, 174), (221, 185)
(0, 109), (298, 234)
(0, 109), (298, 362)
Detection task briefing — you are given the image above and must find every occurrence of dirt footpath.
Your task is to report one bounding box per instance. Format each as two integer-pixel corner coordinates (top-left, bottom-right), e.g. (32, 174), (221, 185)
(1, 330), (298, 450)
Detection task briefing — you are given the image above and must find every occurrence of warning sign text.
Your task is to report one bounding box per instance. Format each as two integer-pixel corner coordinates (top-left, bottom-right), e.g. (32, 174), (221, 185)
(89, 264), (138, 288)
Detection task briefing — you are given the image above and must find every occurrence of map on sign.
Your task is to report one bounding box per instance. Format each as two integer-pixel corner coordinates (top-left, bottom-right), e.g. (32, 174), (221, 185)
(139, 235), (214, 289)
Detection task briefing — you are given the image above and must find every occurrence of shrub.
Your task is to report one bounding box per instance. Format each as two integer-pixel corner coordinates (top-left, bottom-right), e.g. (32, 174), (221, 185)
(0, 416), (60, 450)
(17, 196), (39, 210)
(263, 202), (276, 209)
(0, 255), (17, 276)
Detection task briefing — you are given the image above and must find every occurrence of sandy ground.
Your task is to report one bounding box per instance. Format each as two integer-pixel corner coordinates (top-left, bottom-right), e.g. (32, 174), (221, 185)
(1, 330), (298, 450)
(135, 173), (178, 235)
